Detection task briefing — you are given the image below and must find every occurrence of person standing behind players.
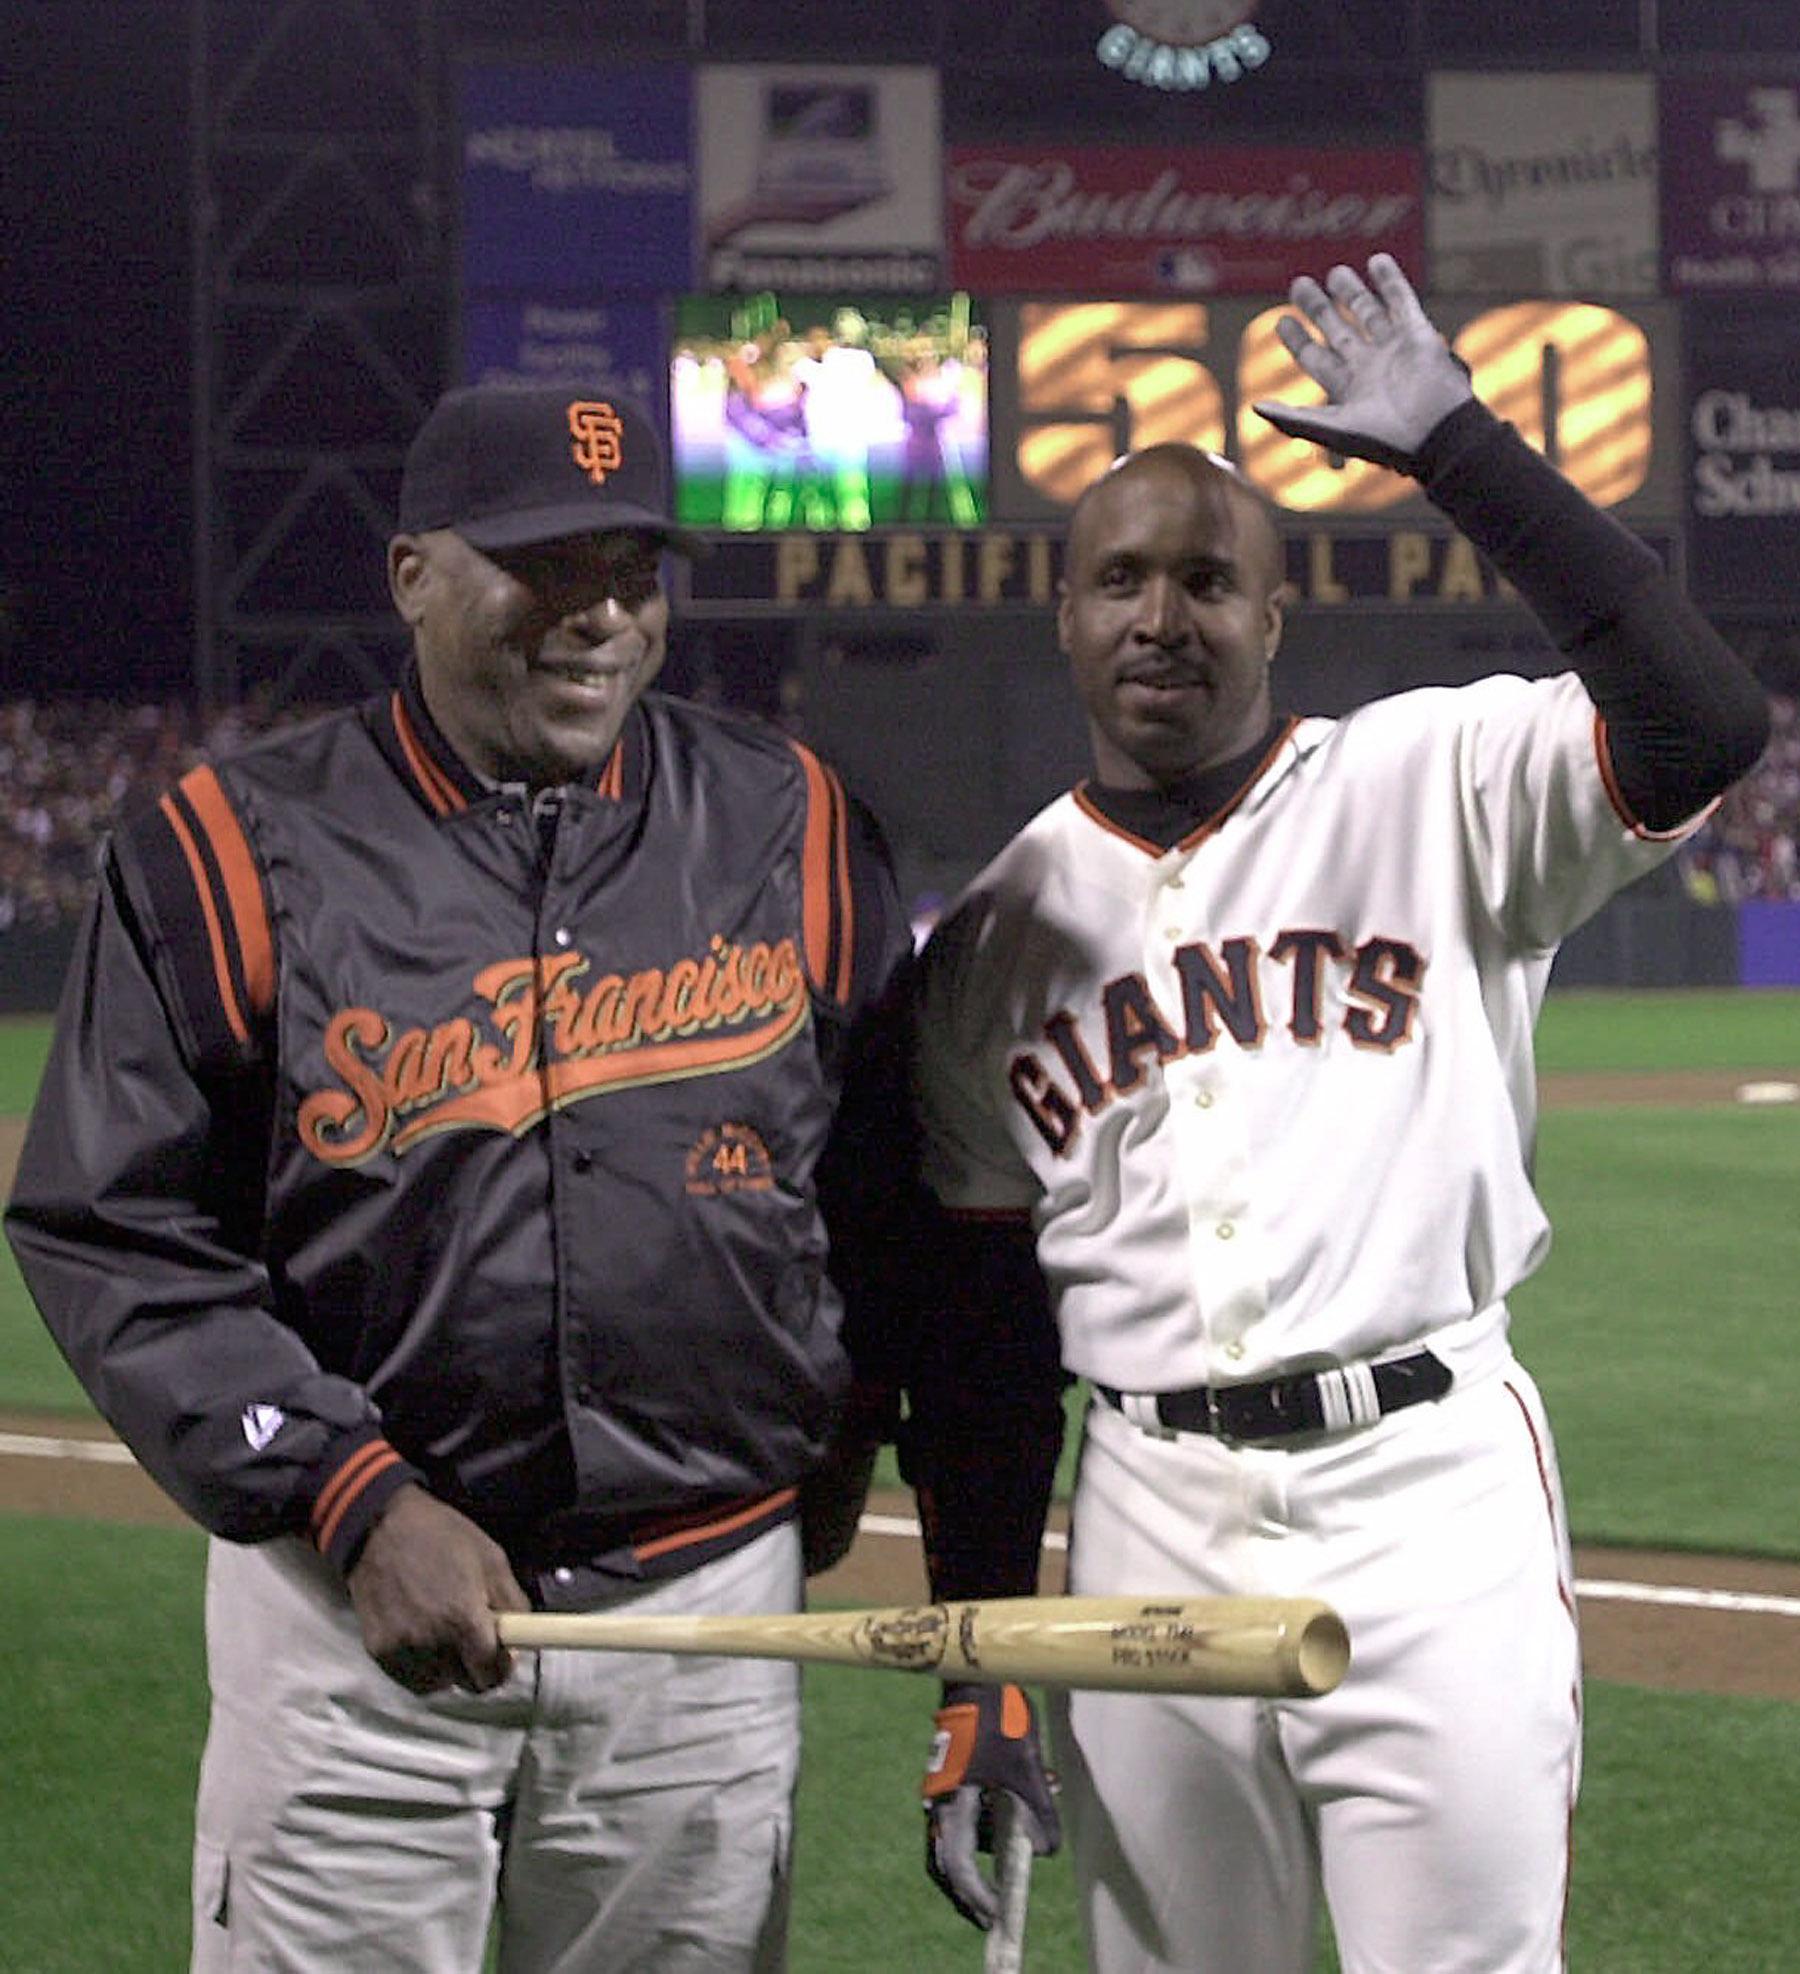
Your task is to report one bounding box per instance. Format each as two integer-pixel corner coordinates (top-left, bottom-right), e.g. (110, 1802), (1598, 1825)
(793, 309), (882, 531)
(897, 256), (1769, 1972)
(5, 381), (912, 1972)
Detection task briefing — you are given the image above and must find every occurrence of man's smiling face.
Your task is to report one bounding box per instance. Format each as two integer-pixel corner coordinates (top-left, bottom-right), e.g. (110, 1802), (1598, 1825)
(390, 527), (670, 788)
(1058, 446), (1288, 790)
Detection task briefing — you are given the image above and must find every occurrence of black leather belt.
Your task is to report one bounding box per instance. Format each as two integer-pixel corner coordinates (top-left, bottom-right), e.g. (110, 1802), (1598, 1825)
(1096, 1348), (1452, 1442)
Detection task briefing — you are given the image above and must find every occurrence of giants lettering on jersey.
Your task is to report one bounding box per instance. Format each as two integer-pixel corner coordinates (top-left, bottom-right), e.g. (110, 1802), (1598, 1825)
(1008, 932), (1424, 1154)
(296, 937), (809, 1165)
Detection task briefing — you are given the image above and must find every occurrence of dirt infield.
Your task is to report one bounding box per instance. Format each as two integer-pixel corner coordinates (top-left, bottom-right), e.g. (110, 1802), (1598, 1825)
(4, 1068), (1798, 1704)
(1538, 1067), (1800, 1107)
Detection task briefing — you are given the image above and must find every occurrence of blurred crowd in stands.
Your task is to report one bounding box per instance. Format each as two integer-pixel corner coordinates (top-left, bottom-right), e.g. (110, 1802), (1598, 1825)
(3, 688), (1800, 936)
(0, 697), (256, 933)
(1677, 691), (1800, 906)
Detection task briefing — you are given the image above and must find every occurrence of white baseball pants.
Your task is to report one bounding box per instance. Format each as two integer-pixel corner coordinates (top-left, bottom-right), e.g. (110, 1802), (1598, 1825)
(1054, 1357), (1581, 1974)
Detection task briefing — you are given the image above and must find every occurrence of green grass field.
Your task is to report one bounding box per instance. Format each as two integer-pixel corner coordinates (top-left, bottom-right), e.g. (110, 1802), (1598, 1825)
(3, 992), (1797, 1969)
(5, 1517), (1797, 1974)
(1529, 986), (1800, 1074)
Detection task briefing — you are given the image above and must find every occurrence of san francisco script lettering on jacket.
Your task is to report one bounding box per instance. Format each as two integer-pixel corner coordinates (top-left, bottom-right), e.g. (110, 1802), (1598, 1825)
(1009, 932), (1425, 1155)
(297, 939), (809, 1164)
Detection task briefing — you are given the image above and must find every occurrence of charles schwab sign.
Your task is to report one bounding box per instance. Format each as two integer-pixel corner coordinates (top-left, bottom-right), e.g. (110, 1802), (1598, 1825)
(1685, 304), (1800, 614)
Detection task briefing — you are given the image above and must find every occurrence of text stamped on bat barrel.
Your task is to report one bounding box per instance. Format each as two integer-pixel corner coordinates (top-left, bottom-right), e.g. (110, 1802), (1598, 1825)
(1110, 1605), (1201, 1669)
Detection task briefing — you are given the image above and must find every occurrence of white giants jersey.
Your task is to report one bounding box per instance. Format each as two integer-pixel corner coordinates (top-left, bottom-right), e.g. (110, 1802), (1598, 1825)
(913, 672), (1708, 1393)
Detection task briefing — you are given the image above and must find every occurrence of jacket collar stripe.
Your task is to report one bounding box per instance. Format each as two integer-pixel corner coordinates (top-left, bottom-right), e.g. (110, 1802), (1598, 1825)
(389, 692), (467, 816)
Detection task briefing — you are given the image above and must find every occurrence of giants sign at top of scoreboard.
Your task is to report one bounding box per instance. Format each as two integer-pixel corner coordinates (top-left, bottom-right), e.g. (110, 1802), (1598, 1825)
(1093, 0), (1275, 93)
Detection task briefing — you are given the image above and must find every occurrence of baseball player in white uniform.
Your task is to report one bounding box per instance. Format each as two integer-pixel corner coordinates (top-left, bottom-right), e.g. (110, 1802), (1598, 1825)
(897, 257), (1769, 1971)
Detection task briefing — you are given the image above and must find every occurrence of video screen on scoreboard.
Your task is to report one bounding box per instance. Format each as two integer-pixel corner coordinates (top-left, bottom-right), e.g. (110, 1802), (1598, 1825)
(670, 293), (988, 532)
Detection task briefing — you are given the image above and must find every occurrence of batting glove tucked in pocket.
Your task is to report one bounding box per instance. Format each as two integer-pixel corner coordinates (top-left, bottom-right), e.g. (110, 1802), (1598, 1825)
(920, 1680), (1061, 1928)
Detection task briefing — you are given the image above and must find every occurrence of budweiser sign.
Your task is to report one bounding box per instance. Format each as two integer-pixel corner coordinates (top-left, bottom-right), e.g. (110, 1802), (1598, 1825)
(946, 144), (1422, 294)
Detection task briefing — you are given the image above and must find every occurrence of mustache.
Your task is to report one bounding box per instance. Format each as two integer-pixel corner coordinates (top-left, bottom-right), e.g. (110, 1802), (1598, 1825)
(1117, 648), (1207, 685)
(536, 629), (647, 667)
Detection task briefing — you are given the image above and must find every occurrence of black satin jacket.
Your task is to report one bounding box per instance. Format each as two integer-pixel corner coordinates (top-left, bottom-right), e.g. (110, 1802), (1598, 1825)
(6, 669), (911, 1585)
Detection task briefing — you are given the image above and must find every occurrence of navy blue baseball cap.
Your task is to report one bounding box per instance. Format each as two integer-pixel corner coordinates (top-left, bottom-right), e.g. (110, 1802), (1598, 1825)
(398, 382), (702, 556)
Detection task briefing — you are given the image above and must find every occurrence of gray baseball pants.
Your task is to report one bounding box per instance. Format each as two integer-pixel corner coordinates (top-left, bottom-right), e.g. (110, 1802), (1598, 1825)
(190, 1520), (803, 1972)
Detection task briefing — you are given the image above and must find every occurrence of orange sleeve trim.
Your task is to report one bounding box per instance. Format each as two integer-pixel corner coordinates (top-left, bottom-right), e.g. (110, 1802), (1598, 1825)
(829, 761), (855, 1006)
(796, 742), (835, 993)
(179, 766), (276, 1018)
(158, 792), (249, 1047)
(1591, 713), (1713, 842)
(632, 1485), (799, 1564)
(789, 742), (856, 1002)
(311, 1440), (404, 1557)
(1000, 1683), (1030, 1737)
(391, 693), (464, 816)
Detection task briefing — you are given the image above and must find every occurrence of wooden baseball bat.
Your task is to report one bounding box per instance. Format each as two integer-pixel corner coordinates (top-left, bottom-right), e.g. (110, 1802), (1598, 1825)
(497, 1594), (1350, 1698)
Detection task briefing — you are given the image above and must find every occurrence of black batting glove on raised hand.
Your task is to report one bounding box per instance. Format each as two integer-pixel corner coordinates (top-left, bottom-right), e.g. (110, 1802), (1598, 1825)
(1252, 252), (1474, 475)
(920, 1681), (1061, 1929)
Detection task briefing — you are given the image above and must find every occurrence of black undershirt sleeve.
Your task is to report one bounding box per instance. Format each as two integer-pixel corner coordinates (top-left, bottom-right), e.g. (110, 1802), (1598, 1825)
(821, 956), (1066, 1599)
(894, 1209), (1067, 1601)
(1414, 400), (1769, 830)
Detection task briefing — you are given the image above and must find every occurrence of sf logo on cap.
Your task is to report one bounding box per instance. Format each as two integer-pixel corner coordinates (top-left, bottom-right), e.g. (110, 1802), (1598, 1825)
(567, 401), (625, 485)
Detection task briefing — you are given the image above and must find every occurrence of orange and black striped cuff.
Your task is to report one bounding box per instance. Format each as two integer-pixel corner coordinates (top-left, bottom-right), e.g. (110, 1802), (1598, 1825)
(309, 1431), (423, 1577)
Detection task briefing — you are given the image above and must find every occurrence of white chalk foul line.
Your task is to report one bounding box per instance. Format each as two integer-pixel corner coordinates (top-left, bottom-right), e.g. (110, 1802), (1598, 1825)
(0, 1431), (137, 1465)
(4, 1443), (1797, 1621)
(857, 1513), (1800, 1622)
(1571, 1577), (1800, 1620)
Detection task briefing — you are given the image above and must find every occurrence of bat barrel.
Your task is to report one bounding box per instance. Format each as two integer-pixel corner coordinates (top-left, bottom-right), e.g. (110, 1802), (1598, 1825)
(934, 1596), (1350, 1697)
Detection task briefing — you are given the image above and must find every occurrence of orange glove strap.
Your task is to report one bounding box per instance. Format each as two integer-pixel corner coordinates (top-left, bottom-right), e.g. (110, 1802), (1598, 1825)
(923, 1685), (1031, 1800)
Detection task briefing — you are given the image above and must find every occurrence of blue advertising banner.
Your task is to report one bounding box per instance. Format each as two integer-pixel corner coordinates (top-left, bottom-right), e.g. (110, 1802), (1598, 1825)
(1684, 302), (1800, 615)
(459, 63), (693, 295)
(459, 297), (670, 426)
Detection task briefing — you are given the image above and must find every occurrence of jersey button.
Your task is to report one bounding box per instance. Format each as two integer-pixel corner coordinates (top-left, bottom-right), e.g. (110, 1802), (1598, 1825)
(572, 1150), (594, 1173)
(1215, 1221), (1235, 1240)
(1194, 1090), (1214, 1110)
(1224, 1340), (1246, 1361)
(553, 926), (573, 948)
